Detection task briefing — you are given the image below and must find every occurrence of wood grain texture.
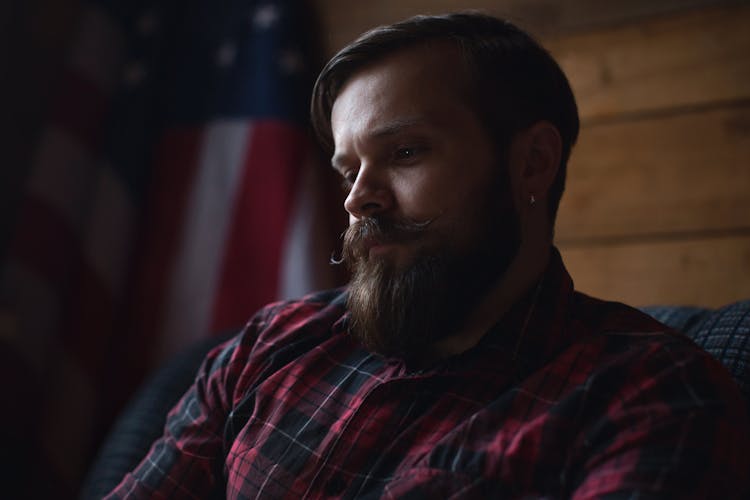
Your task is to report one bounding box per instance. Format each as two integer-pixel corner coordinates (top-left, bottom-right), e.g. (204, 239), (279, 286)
(556, 105), (750, 242)
(313, 0), (737, 56)
(548, 3), (750, 121)
(559, 234), (750, 307)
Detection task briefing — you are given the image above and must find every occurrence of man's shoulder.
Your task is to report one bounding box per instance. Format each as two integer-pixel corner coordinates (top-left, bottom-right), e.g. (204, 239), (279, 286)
(251, 287), (349, 322)
(526, 293), (750, 499)
(566, 291), (714, 377)
(570, 290), (673, 338)
(235, 287), (349, 346)
(200, 287), (351, 400)
(561, 291), (746, 413)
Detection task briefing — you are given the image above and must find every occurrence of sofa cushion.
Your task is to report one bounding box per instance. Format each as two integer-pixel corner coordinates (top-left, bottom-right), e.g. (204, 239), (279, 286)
(642, 300), (750, 400)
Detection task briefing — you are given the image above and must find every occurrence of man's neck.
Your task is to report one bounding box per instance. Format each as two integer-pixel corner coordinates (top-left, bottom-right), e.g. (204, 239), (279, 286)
(430, 242), (552, 359)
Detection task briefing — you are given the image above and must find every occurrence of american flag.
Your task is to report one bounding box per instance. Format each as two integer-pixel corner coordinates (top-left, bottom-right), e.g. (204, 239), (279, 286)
(1, 0), (343, 495)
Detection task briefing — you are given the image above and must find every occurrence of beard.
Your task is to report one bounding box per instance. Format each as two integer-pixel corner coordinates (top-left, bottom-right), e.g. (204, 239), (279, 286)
(341, 179), (521, 358)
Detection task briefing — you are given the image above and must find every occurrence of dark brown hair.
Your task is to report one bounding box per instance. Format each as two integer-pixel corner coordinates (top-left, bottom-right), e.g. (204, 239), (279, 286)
(311, 12), (579, 223)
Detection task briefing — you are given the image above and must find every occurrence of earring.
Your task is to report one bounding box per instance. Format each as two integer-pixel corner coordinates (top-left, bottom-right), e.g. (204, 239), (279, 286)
(530, 194), (536, 206)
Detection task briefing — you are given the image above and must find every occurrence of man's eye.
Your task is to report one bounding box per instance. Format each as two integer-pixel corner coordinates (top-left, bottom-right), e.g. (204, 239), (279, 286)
(393, 145), (423, 163)
(340, 171), (357, 192)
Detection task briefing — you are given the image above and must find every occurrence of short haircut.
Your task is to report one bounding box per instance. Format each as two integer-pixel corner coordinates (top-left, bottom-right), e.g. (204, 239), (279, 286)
(311, 12), (580, 223)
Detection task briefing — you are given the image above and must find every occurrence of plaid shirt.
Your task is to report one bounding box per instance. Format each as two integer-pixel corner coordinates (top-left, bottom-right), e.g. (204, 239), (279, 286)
(106, 250), (749, 499)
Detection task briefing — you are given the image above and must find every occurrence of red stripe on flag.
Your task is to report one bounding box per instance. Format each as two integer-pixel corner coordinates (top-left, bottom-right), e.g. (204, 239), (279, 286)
(10, 197), (81, 296)
(67, 256), (116, 377)
(125, 126), (204, 371)
(9, 197), (113, 378)
(210, 121), (308, 332)
(48, 67), (109, 151)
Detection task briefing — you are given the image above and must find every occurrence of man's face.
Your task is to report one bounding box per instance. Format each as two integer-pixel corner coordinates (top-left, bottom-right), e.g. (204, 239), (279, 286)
(330, 43), (521, 357)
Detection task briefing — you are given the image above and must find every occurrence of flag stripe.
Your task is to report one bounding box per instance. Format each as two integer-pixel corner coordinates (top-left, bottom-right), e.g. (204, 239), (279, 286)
(9, 196), (113, 377)
(49, 68), (109, 151)
(68, 5), (126, 92)
(279, 155), (338, 300)
(66, 256), (115, 377)
(159, 120), (251, 357)
(210, 120), (307, 333)
(129, 127), (205, 360)
(10, 197), (82, 297)
(83, 163), (135, 294)
(1, 260), (62, 373)
(27, 128), (97, 235)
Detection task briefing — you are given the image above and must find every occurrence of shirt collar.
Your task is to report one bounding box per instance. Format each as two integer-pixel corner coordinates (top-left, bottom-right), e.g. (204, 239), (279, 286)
(333, 247), (577, 378)
(470, 246), (575, 377)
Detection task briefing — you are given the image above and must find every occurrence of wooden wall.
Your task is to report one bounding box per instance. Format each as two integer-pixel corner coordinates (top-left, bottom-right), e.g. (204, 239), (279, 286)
(314, 0), (750, 307)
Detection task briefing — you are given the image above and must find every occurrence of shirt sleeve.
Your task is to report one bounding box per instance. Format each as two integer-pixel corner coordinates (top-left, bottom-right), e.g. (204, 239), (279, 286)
(102, 331), (247, 499)
(569, 340), (750, 499)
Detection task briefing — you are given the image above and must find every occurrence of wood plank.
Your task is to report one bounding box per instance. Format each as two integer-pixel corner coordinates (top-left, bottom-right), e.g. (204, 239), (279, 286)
(559, 234), (750, 307)
(313, 0), (735, 57)
(548, 3), (750, 120)
(555, 105), (750, 242)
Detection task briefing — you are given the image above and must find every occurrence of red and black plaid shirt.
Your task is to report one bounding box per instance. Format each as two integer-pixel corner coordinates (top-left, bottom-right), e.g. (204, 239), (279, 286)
(106, 250), (749, 499)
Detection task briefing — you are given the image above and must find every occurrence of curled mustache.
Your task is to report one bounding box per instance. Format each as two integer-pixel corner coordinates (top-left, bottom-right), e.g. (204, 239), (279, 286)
(330, 216), (436, 267)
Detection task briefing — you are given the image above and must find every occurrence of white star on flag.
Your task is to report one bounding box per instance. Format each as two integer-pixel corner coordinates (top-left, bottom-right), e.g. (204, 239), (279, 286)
(253, 4), (279, 29)
(123, 61), (147, 86)
(137, 10), (159, 36)
(216, 42), (237, 68)
(279, 49), (304, 74)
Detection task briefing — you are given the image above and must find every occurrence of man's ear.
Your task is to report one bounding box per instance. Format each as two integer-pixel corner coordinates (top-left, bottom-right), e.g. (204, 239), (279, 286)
(510, 121), (562, 204)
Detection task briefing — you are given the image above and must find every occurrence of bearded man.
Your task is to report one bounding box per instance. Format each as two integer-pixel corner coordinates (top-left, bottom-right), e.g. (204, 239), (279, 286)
(105, 12), (749, 499)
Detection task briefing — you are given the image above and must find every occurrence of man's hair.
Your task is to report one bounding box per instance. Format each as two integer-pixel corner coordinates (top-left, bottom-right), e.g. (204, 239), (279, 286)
(310, 12), (579, 223)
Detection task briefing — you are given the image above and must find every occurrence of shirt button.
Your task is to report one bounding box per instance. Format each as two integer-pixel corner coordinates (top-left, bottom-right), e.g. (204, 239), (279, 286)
(324, 474), (347, 496)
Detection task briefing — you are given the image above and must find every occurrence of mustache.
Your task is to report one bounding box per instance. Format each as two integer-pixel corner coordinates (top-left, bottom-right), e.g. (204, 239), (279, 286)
(331, 215), (436, 266)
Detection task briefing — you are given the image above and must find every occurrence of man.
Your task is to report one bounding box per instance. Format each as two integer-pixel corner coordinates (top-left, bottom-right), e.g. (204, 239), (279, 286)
(106, 13), (749, 499)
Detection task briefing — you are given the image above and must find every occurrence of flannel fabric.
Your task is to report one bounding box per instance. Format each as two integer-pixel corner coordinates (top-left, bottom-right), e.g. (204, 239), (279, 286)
(105, 250), (750, 499)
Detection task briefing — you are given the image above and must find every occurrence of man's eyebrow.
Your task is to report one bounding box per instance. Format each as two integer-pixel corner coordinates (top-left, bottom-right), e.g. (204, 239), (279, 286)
(369, 117), (428, 137)
(330, 118), (429, 171)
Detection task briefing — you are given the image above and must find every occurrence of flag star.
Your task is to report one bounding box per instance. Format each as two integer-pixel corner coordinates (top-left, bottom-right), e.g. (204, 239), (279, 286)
(123, 61), (147, 86)
(279, 49), (304, 75)
(253, 4), (279, 29)
(216, 42), (237, 68)
(137, 10), (159, 36)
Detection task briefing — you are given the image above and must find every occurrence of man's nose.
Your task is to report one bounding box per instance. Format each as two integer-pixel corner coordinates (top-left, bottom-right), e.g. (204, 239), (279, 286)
(343, 167), (393, 219)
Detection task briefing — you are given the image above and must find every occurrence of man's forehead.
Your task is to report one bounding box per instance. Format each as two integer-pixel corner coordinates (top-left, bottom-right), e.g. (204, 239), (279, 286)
(336, 115), (431, 139)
